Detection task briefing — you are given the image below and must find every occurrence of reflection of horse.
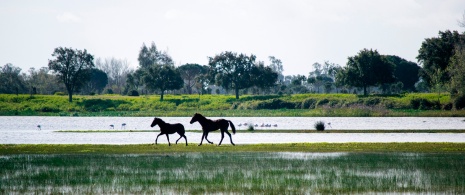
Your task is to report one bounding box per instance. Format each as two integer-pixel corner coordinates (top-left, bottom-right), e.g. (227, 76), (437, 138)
(150, 118), (187, 146)
(190, 113), (236, 146)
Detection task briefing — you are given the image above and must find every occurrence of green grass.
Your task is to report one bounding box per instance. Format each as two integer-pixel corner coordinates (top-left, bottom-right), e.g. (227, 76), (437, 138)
(2, 143), (465, 154)
(1, 152), (464, 194)
(1, 93), (463, 117)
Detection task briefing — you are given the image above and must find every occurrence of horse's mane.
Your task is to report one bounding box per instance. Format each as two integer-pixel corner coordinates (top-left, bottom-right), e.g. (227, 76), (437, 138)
(154, 117), (166, 124)
(194, 113), (206, 120)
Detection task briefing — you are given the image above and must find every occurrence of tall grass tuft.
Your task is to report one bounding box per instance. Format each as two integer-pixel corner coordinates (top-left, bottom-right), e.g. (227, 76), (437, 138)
(315, 121), (325, 131)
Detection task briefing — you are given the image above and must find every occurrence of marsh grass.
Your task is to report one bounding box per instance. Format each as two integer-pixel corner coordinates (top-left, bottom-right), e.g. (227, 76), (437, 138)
(1, 152), (464, 194)
(1, 93), (464, 117)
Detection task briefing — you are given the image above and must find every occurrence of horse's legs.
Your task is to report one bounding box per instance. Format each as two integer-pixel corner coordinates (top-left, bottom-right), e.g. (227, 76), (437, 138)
(176, 133), (188, 146)
(218, 131), (225, 146)
(225, 130), (235, 146)
(204, 132), (214, 144)
(181, 135), (188, 146)
(166, 134), (171, 146)
(198, 132), (206, 146)
(155, 133), (164, 145)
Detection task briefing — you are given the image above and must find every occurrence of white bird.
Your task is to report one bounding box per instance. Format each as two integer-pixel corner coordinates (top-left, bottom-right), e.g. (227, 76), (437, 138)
(121, 123), (126, 129)
(110, 125), (114, 129)
(238, 123), (242, 127)
(37, 125), (41, 130)
(327, 122), (332, 128)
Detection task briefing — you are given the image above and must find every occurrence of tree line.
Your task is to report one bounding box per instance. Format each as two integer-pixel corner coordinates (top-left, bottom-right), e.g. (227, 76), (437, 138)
(1, 28), (464, 105)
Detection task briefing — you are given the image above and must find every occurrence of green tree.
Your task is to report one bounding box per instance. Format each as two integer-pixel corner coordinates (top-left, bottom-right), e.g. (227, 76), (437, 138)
(384, 55), (421, 91)
(0, 63), (25, 95)
(138, 42), (173, 69)
(417, 30), (462, 87)
(83, 68), (108, 94)
(143, 65), (183, 101)
(208, 51), (256, 99)
(178, 63), (207, 94)
(48, 47), (95, 102)
(339, 49), (395, 96)
(448, 44), (465, 97)
(251, 62), (278, 91)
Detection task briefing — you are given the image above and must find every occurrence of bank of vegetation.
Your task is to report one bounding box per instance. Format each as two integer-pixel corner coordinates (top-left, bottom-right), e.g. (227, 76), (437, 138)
(1, 93), (464, 117)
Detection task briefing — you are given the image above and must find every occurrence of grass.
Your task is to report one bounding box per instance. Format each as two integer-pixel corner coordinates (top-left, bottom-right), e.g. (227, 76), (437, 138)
(1, 93), (464, 117)
(2, 143), (465, 154)
(1, 152), (464, 194)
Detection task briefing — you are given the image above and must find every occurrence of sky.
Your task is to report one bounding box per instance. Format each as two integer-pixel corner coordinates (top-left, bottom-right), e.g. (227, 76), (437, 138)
(1, 0), (465, 76)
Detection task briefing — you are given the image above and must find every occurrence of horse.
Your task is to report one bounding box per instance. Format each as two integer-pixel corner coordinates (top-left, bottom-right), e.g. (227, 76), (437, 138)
(150, 117), (187, 146)
(189, 113), (236, 146)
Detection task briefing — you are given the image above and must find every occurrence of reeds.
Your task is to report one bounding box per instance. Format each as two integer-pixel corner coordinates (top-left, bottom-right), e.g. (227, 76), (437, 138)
(1, 152), (464, 194)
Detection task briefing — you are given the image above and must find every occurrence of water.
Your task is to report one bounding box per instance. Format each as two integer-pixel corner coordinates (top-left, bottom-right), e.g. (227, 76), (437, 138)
(1, 116), (465, 144)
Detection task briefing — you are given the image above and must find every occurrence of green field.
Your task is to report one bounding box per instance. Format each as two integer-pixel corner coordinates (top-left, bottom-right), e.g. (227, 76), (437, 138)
(1, 93), (464, 117)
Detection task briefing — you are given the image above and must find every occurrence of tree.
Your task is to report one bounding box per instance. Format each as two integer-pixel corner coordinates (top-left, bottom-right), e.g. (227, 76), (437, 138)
(384, 55), (421, 91)
(83, 68), (108, 94)
(208, 51), (256, 99)
(251, 62), (278, 92)
(143, 65), (183, 101)
(268, 56), (284, 82)
(178, 63), (207, 94)
(308, 61), (341, 93)
(448, 43), (465, 97)
(0, 63), (25, 95)
(48, 47), (95, 102)
(417, 30), (462, 87)
(95, 57), (131, 94)
(339, 49), (395, 96)
(26, 67), (64, 95)
(138, 42), (173, 69)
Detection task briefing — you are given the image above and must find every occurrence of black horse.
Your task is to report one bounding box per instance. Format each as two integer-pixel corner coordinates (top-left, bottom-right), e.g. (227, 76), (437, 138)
(150, 117), (188, 146)
(190, 113), (236, 146)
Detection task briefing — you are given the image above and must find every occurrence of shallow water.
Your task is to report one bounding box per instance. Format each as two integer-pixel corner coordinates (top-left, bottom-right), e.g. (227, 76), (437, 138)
(1, 116), (465, 131)
(1, 116), (465, 144)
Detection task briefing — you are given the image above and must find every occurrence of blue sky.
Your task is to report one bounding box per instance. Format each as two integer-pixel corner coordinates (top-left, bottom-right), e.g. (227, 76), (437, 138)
(1, 0), (464, 75)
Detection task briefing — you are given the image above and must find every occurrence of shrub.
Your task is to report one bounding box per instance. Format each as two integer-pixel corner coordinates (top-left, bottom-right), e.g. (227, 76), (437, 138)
(128, 90), (139, 96)
(410, 98), (440, 110)
(314, 121), (325, 131)
(54, 92), (65, 96)
(247, 124), (255, 131)
(301, 98), (317, 109)
(454, 95), (465, 110)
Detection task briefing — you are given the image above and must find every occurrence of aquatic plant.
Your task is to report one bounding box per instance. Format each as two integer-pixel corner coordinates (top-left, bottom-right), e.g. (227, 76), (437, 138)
(315, 121), (325, 131)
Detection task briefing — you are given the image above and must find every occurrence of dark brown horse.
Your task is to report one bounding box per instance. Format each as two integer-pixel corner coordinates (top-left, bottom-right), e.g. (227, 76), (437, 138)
(150, 117), (187, 146)
(190, 113), (236, 146)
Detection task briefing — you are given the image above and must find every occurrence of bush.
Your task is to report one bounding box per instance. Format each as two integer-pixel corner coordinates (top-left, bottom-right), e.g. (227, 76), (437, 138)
(247, 124), (255, 131)
(454, 95), (465, 110)
(314, 121), (325, 131)
(54, 92), (65, 96)
(128, 90), (139, 96)
(410, 98), (440, 110)
(301, 98), (317, 109)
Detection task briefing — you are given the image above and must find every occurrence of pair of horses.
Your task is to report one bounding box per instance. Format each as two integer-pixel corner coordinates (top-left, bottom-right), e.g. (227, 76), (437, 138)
(150, 113), (236, 146)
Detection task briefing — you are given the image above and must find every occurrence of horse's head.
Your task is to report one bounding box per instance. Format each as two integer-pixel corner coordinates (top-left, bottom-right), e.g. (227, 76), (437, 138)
(190, 113), (201, 124)
(150, 117), (160, 127)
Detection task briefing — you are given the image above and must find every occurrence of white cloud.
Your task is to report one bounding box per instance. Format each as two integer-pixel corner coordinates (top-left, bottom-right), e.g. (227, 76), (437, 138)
(56, 12), (81, 23)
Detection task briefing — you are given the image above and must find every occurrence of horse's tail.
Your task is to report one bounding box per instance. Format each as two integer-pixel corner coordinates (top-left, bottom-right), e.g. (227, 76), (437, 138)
(178, 124), (186, 135)
(228, 120), (236, 134)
